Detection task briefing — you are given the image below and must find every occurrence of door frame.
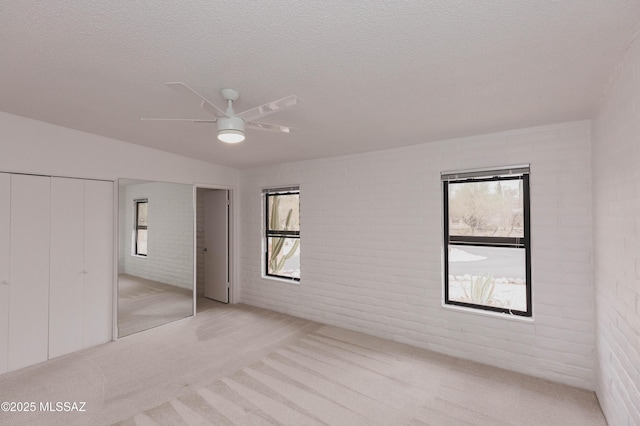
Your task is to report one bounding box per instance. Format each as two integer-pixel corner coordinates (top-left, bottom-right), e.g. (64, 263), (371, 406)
(193, 184), (237, 314)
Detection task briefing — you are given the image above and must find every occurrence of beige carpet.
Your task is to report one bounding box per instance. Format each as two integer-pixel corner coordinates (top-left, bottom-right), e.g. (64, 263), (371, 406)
(0, 304), (605, 425)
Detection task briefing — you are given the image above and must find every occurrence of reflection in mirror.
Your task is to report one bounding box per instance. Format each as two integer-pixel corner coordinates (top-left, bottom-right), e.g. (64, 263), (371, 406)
(118, 179), (194, 337)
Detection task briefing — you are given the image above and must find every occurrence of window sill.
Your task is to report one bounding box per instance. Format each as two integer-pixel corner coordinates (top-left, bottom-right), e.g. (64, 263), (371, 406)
(262, 275), (300, 285)
(131, 254), (147, 259)
(442, 303), (534, 323)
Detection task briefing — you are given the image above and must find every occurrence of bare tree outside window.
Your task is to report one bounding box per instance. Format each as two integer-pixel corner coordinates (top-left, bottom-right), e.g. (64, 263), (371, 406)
(448, 180), (524, 238)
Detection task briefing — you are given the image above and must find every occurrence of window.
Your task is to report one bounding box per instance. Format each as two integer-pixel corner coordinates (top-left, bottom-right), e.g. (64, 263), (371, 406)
(264, 186), (300, 281)
(134, 199), (148, 256)
(442, 166), (531, 317)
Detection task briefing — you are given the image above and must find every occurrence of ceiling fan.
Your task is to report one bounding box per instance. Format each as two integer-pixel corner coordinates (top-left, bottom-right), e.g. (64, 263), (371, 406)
(142, 82), (298, 143)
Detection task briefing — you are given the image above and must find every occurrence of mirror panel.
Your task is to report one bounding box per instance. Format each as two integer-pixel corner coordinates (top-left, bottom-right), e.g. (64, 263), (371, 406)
(117, 179), (194, 337)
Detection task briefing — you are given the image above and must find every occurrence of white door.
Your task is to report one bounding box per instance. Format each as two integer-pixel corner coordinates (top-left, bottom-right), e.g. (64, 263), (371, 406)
(49, 177), (85, 358)
(203, 190), (229, 303)
(83, 180), (113, 347)
(0, 173), (10, 374)
(8, 174), (50, 371)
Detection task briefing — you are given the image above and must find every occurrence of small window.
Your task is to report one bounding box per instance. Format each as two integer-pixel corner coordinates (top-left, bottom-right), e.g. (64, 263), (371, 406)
(134, 199), (148, 256)
(264, 187), (300, 281)
(442, 166), (531, 317)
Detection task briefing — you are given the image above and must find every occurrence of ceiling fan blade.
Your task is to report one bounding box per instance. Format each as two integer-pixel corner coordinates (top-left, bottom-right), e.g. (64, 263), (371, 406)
(237, 95), (298, 122)
(247, 121), (293, 133)
(164, 82), (228, 118)
(141, 118), (217, 123)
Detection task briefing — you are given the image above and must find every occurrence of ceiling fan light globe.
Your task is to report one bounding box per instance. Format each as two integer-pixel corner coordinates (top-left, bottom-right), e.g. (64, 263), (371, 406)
(218, 129), (245, 143)
(217, 115), (246, 143)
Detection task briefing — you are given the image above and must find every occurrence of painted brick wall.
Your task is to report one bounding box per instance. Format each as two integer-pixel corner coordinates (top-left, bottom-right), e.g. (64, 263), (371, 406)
(592, 28), (640, 425)
(239, 120), (595, 389)
(121, 182), (194, 289)
(196, 188), (205, 297)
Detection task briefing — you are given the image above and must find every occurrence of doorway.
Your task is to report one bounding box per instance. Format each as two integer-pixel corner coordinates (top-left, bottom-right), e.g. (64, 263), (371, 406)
(195, 187), (232, 312)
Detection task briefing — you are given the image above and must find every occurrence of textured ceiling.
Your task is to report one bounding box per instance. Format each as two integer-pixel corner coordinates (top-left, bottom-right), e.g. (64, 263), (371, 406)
(1, 1), (639, 169)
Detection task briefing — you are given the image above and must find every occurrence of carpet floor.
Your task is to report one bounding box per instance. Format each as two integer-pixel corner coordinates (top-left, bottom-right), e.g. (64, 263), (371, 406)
(0, 303), (605, 425)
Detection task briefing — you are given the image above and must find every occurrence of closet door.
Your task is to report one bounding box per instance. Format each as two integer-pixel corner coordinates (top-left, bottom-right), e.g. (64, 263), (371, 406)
(49, 177), (84, 358)
(83, 180), (113, 347)
(0, 173), (10, 374)
(8, 174), (50, 371)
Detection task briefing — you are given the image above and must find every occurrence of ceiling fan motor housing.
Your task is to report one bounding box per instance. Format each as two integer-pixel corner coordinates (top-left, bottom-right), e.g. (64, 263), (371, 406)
(218, 115), (245, 133)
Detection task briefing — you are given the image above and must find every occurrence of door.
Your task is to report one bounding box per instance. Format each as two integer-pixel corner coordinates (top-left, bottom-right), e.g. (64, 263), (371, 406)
(203, 189), (229, 303)
(83, 180), (113, 347)
(8, 174), (50, 371)
(48, 178), (113, 357)
(0, 173), (10, 374)
(49, 177), (85, 358)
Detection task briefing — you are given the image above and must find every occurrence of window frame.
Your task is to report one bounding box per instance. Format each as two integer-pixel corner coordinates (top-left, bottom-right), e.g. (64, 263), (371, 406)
(134, 198), (148, 257)
(264, 186), (300, 282)
(442, 169), (532, 317)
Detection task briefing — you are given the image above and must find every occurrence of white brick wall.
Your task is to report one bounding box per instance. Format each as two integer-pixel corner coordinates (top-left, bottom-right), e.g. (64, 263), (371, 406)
(593, 29), (640, 425)
(196, 188), (205, 297)
(120, 182), (194, 289)
(239, 120), (595, 389)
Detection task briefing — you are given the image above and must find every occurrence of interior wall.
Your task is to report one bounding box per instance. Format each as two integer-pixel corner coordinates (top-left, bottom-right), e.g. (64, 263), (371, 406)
(240, 120), (595, 390)
(120, 182), (194, 289)
(196, 188), (205, 297)
(592, 29), (640, 424)
(0, 111), (239, 186)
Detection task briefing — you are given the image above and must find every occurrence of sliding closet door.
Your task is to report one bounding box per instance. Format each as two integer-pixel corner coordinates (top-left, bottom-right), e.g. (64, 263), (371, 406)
(49, 177), (84, 358)
(0, 173), (10, 374)
(83, 180), (113, 347)
(8, 174), (50, 371)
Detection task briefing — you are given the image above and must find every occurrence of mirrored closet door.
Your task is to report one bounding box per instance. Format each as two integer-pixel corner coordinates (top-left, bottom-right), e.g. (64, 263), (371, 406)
(117, 179), (195, 337)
